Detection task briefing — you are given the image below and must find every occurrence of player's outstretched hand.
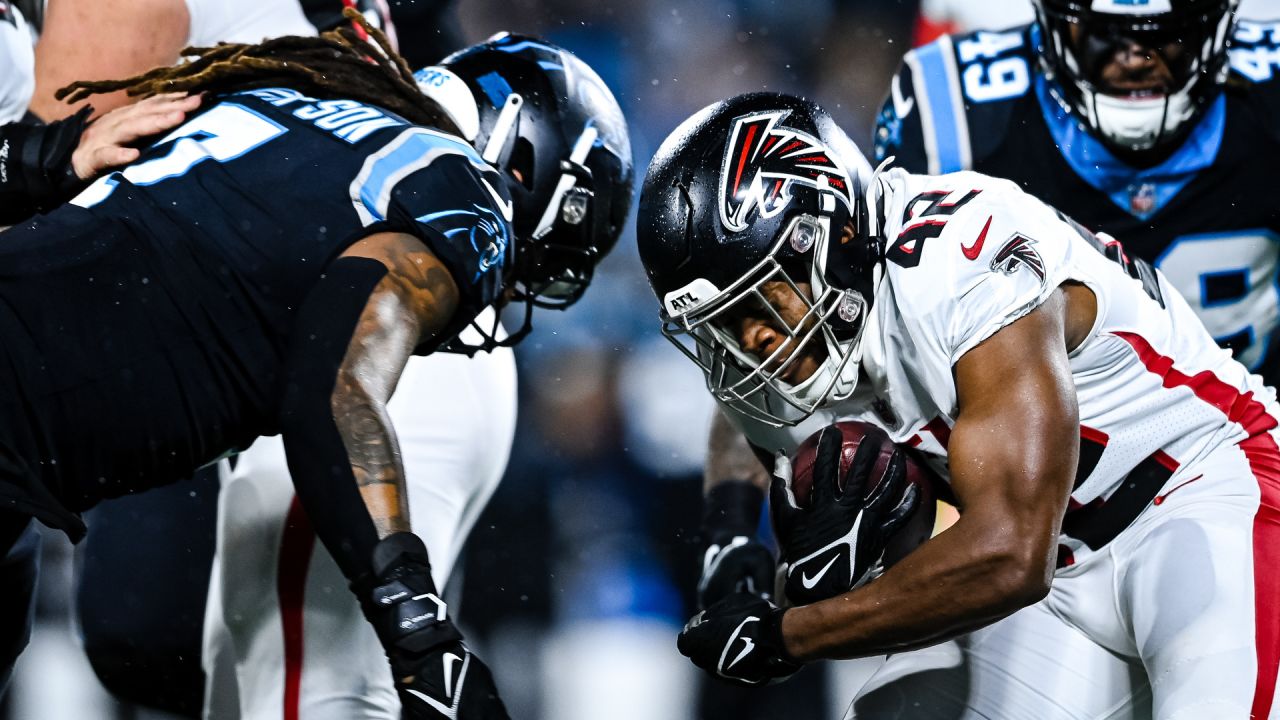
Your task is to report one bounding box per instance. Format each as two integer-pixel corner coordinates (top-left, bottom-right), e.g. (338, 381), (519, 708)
(772, 425), (920, 606)
(677, 592), (801, 687)
(396, 642), (510, 720)
(71, 93), (203, 180)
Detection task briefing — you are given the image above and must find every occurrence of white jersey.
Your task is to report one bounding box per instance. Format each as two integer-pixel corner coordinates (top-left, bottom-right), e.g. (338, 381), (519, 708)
(0, 2), (34, 124)
(725, 168), (1280, 565)
(182, 0), (314, 46)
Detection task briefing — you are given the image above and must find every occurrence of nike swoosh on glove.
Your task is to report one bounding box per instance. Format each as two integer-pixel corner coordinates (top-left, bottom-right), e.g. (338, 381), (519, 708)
(398, 642), (509, 720)
(771, 424), (920, 606)
(677, 593), (800, 687)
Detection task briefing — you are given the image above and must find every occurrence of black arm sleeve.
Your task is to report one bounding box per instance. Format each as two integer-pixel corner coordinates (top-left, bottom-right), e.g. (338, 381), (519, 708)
(0, 108), (91, 225)
(277, 255), (392, 586)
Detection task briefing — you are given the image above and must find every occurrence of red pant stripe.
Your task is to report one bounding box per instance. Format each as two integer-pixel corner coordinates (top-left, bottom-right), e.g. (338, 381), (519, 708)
(278, 496), (316, 720)
(1241, 435), (1280, 719)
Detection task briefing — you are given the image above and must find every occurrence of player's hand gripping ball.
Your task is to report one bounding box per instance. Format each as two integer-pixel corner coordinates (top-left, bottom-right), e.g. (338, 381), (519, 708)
(771, 421), (937, 606)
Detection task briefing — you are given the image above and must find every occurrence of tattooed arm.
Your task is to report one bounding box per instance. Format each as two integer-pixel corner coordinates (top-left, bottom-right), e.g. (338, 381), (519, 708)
(279, 231), (458, 581)
(279, 233), (513, 717)
(330, 233), (459, 536)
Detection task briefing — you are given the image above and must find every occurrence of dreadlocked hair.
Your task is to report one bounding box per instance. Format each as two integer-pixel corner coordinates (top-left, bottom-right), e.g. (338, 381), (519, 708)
(54, 8), (460, 135)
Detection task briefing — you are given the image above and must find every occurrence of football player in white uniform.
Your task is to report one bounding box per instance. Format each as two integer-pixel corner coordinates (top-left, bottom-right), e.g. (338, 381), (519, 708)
(638, 93), (1280, 718)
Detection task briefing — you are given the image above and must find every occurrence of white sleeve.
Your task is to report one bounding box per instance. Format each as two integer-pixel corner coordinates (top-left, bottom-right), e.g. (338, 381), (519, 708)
(0, 5), (34, 124)
(893, 178), (1076, 366)
(182, 0), (316, 48)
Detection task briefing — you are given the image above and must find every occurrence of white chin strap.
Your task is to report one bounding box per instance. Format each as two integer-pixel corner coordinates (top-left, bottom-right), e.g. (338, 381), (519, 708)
(1084, 81), (1197, 152)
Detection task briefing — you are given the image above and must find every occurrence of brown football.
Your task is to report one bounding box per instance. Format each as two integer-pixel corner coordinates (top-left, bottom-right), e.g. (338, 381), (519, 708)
(783, 420), (939, 568)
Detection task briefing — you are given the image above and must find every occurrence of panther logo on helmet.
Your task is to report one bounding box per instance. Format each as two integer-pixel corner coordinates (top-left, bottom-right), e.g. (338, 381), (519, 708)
(719, 111), (854, 233)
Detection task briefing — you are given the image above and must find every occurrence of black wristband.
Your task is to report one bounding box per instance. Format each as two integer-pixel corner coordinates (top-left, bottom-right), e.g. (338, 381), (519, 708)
(761, 606), (800, 667)
(701, 481), (766, 544)
(0, 108), (92, 223)
(356, 532), (463, 663)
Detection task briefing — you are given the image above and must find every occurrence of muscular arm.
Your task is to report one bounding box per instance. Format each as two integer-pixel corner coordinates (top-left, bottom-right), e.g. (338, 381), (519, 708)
(329, 234), (458, 536)
(31, 0), (189, 120)
(780, 287), (1082, 660)
(280, 231), (458, 580)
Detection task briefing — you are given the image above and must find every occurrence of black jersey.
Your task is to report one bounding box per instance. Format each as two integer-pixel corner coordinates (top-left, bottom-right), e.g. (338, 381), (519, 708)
(0, 87), (513, 538)
(874, 20), (1280, 384)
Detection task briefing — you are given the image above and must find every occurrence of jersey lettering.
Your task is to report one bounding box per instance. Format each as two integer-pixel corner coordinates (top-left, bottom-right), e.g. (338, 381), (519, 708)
(887, 189), (983, 268)
(1155, 229), (1280, 370)
(237, 88), (405, 143)
(1231, 21), (1280, 81)
(73, 103), (287, 209)
(955, 30), (1031, 103)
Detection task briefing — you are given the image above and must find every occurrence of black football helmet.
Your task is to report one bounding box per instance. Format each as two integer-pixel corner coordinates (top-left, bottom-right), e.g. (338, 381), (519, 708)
(1033, 0), (1239, 156)
(637, 93), (880, 427)
(414, 34), (634, 350)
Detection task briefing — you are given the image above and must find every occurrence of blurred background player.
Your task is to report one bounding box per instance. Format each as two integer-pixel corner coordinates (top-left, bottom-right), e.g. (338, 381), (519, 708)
(912, 0), (1275, 45)
(877, 0), (1280, 383)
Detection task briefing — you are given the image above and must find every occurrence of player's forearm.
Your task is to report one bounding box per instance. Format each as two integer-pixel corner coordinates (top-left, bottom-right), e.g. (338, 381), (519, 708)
(705, 408), (771, 493)
(279, 254), (415, 582)
(331, 380), (411, 537)
(780, 512), (1054, 661)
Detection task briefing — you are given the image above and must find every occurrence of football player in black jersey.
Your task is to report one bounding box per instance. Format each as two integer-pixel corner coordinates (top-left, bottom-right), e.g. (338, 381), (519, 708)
(875, 0), (1280, 385)
(0, 15), (633, 720)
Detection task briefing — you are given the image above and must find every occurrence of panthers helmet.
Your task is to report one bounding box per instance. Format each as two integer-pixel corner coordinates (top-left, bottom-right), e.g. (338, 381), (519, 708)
(637, 93), (879, 427)
(1033, 0), (1239, 155)
(414, 34), (634, 348)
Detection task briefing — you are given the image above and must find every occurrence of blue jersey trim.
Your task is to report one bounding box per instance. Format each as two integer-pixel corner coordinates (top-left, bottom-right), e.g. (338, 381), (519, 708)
(1034, 75), (1226, 220)
(914, 41), (966, 173)
(355, 130), (480, 222)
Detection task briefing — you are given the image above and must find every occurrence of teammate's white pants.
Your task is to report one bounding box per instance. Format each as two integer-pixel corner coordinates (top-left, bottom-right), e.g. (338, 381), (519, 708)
(848, 431), (1280, 720)
(201, 337), (517, 720)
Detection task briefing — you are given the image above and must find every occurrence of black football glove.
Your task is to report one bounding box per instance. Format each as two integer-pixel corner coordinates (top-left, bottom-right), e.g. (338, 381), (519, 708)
(677, 592), (801, 687)
(697, 482), (776, 609)
(771, 425), (920, 607)
(357, 533), (510, 720)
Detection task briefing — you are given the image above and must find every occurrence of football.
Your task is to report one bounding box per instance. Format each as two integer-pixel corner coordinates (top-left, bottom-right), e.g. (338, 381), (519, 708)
(784, 420), (939, 568)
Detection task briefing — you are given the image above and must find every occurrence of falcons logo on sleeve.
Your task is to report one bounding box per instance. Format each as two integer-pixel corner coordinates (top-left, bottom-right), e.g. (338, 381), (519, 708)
(990, 233), (1046, 281)
(718, 111), (854, 233)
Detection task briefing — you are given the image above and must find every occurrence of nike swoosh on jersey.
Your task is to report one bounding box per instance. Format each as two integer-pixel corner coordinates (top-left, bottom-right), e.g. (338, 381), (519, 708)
(962, 216), (993, 260)
(800, 554), (840, 590)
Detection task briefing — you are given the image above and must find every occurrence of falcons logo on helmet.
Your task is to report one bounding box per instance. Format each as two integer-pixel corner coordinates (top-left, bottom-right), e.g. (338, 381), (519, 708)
(990, 234), (1045, 281)
(718, 111), (854, 233)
